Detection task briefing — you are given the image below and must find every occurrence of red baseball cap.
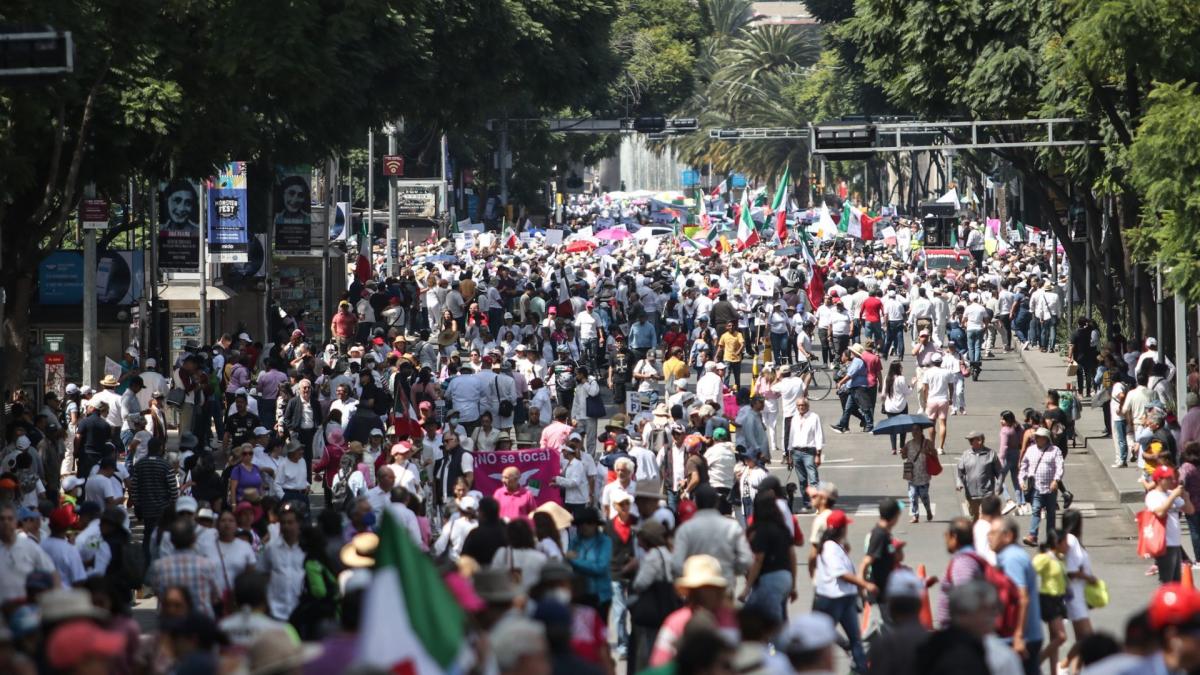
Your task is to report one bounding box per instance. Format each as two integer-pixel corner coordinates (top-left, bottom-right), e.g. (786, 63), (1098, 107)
(1149, 583), (1200, 629)
(49, 505), (78, 530)
(47, 620), (127, 670)
(1153, 465), (1177, 481)
(825, 509), (853, 530)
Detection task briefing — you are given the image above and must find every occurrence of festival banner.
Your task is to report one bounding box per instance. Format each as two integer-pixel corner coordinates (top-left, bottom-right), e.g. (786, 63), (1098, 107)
(471, 447), (564, 506)
(208, 162), (249, 263)
(274, 166), (314, 256)
(157, 179), (201, 273)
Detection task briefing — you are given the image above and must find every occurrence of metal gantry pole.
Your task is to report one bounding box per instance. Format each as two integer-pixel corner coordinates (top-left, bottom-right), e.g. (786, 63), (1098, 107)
(1157, 262), (1164, 340)
(368, 130), (379, 272)
(1176, 292), (1188, 410)
(82, 183), (97, 385)
(199, 182), (208, 347)
(388, 125), (398, 277)
(440, 132), (449, 237)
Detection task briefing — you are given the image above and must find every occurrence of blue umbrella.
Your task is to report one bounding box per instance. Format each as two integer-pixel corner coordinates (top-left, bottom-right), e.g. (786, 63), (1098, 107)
(871, 414), (934, 435)
(422, 254), (458, 263)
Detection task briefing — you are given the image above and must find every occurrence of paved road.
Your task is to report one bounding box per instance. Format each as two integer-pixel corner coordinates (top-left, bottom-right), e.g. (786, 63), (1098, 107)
(768, 348), (1154, 670)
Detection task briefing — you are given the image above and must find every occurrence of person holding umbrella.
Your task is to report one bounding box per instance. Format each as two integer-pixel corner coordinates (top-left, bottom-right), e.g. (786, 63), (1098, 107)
(900, 420), (936, 523)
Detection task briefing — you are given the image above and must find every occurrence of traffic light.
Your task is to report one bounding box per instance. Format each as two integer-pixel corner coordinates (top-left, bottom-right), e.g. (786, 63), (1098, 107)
(0, 29), (73, 79)
(668, 118), (699, 132)
(813, 122), (877, 159)
(634, 116), (666, 134)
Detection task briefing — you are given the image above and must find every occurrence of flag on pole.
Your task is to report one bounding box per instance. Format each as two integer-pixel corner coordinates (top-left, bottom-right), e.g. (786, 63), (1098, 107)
(770, 167), (790, 212)
(710, 179), (727, 199)
(839, 201), (852, 234)
(355, 509), (466, 674)
(698, 190), (711, 230)
(736, 190), (760, 250)
(847, 205), (881, 241)
(503, 225), (518, 249)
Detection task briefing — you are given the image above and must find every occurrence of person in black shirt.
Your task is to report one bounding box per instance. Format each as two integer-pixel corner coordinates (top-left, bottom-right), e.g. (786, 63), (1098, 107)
(1067, 318), (1099, 396)
(461, 497), (507, 564)
(1042, 390), (1070, 454)
(75, 402), (114, 478)
(860, 498), (901, 620)
(740, 492), (797, 622)
(222, 393), (261, 452)
(608, 335), (635, 406)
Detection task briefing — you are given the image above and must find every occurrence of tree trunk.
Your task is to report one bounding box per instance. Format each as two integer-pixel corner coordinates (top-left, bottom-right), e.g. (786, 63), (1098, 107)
(1, 269), (37, 397)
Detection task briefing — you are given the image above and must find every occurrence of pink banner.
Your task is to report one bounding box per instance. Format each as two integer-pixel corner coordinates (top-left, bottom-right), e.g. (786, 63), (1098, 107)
(473, 447), (564, 506)
(987, 218), (1000, 234)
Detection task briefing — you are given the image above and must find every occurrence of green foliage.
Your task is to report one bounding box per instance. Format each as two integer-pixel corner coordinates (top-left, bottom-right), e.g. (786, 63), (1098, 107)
(1128, 82), (1200, 299)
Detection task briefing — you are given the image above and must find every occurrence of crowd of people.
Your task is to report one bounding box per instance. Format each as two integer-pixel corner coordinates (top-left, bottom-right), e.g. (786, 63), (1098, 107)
(0, 197), (1192, 675)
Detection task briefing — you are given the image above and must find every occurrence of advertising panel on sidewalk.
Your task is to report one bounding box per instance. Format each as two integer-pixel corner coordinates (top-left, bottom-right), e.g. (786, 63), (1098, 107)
(157, 179), (201, 272)
(208, 162), (249, 263)
(274, 166), (322, 256)
(38, 250), (145, 305)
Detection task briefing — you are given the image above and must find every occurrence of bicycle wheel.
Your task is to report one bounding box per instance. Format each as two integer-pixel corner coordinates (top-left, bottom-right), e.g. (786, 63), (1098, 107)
(807, 368), (834, 401)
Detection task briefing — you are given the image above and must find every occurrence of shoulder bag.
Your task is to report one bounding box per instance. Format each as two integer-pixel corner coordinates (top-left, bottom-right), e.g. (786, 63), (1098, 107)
(924, 441), (943, 477)
(630, 550), (682, 627)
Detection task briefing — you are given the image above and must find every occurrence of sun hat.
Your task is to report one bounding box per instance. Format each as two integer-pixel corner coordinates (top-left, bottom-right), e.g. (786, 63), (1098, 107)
(46, 620), (126, 670)
(340, 532), (380, 568)
(39, 588), (109, 624)
(533, 501), (573, 530)
(676, 554), (727, 589)
(247, 629), (322, 675)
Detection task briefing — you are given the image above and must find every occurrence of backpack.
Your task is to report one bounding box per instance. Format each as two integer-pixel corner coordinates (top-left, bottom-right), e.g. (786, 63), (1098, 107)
(331, 462), (356, 513)
(948, 551), (1022, 637)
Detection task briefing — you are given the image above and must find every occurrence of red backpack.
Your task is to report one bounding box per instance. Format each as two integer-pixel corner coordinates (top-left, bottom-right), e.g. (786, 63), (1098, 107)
(945, 551), (1023, 637)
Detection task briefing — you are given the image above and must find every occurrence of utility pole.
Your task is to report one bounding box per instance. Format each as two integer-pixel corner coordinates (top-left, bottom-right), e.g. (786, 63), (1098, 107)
(199, 181), (208, 346)
(82, 183), (97, 385)
(499, 115), (509, 208)
(387, 123), (399, 276)
(368, 130), (378, 272)
(1176, 292), (1187, 413)
(324, 157), (338, 342)
(440, 132), (449, 237)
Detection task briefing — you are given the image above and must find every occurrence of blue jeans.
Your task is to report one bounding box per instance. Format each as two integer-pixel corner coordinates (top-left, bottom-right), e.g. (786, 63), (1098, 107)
(908, 483), (931, 516)
(864, 321), (884, 347)
(611, 580), (629, 651)
(1029, 491), (1057, 538)
(836, 387), (873, 430)
(885, 321), (905, 359)
(1114, 418), (1129, 464)
(884, 408), (909, 450)
(966, 329), (984, 363)
(770, 332), (790, 364)
(747, 570), (792, 622)
(1188, 514), (1200, 563)
(1039, 317), (1058, 351)
(1003, 449), (1025, 505)
(814, 594), (866, 673)
(789, 448), (820, 509)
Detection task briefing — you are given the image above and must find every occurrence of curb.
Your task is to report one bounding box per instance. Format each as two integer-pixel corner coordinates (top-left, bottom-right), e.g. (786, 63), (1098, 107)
(1013, 348), (1144, 515)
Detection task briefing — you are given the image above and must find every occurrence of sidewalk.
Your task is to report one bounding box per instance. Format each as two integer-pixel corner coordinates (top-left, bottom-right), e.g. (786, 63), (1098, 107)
(1015, 346), (1145, 511)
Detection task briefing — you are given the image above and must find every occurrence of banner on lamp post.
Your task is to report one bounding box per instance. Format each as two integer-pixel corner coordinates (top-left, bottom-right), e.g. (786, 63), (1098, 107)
(208, 162), (249, 263)
(157, 179), (201, 273)
(274, 166), (316, 256)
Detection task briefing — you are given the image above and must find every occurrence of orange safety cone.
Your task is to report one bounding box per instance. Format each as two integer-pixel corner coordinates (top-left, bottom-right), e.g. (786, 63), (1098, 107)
(860, 600), (873, 634)
(917, 563), (934, 629)
(1183, 562), (1195, 591)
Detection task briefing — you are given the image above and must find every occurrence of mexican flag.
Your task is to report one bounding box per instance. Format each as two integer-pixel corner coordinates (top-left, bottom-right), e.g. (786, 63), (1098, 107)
(710, 179), (727, 199)
(839, 201), (852, 234)
(356, 510), (466, 674)
(770, 167), (790, 212)
(503, 226), (519, 249)
(848, 205), (881, 241)
(736, 189), (760, 250)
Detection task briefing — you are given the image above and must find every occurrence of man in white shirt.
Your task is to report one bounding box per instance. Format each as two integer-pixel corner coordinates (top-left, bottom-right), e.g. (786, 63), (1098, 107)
(0, 504), (56, 601)
(1136, 337), (1177, 382)
(554, 440), (591, 516)
(329, 384), (358, 422)
(444, 365), (486, 430)
(920, 353), (955, 453)
(962, 296), (990, 365)
(774, 365), (809, 454)
(882, 290), (907, 360)
(1032, 280), (1060, 352)
(91, 375), (125, 428)
(137, 359), (169, 411)
(787, 398), (824, 512)
(695, 362), (724, 407)
(257, 506), (306, 620)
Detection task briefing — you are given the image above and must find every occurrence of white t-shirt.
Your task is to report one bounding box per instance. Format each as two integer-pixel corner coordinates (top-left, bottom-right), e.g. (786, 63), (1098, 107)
(815, 540), (856, 598)
(922, 366), (955, 403)
(210, 538), (258, 593)
(1145, 489), (1184, 546)
(882, 379), (912, 414)
(964, 304), (989, 331)
(973, 518), (997, 565)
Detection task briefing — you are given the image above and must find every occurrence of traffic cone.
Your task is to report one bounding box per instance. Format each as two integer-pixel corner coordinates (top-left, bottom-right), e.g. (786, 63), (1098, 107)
(1183, 562), (1195, 591)
(917, 563), (934, 629)
(860, 600), (873, 634)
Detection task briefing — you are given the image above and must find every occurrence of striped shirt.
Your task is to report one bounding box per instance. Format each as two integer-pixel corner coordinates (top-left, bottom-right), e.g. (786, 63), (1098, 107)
(129, 456), (179, 521)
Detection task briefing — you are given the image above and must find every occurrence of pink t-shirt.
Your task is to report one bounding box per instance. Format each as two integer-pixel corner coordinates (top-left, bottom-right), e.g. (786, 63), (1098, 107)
(493, 486), (537, 520)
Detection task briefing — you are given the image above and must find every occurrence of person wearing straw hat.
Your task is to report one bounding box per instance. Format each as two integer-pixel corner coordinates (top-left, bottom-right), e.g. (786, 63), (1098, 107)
(90, 374), (125, 429)
(648, 554), (736, 667)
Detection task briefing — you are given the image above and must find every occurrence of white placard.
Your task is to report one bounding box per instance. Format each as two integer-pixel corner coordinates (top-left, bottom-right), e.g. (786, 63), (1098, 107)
(749, 273), (777, 297)
(544, 229), (564, 247)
